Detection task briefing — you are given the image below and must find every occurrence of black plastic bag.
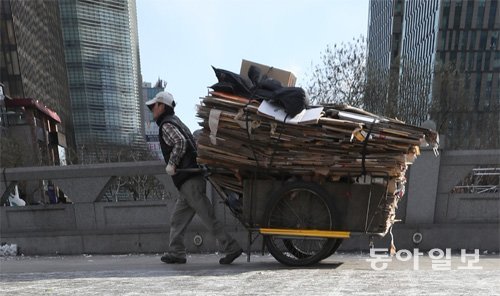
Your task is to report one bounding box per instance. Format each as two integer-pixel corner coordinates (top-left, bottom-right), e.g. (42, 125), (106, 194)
(270, 87), (308, 117)
(211, 66), (253, 96)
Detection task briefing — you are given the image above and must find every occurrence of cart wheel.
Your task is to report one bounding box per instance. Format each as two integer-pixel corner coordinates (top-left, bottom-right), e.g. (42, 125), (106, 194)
(263, 181), (339, 266)
(322, 238), (343, 259)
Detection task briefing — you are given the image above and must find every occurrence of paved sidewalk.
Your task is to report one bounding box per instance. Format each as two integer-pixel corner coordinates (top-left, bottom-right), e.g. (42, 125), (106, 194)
(1, 252), (499, 295)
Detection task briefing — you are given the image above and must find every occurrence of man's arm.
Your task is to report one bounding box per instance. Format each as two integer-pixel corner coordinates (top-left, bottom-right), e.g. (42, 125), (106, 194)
(161, 123), (187, 166)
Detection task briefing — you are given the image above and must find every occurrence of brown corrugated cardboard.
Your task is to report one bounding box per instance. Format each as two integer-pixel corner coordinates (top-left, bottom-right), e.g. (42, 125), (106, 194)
(240, 59), (297, 87)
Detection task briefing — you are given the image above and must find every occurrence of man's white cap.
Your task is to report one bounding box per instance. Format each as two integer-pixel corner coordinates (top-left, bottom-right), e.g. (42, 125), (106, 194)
(146, 91), (176, 108)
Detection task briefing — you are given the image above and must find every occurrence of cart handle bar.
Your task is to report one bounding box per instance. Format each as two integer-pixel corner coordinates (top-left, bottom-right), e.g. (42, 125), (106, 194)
(176, 167), (228, 174)
(259, 228), (351, 239)
(175, 168), (205, 173)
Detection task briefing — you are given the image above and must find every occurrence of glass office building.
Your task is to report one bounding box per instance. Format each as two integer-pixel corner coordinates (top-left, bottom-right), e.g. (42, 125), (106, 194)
(142, 80), (165, 160)
(365, 0), (406, 118)
(367, 0), (499, 149)
(433, 0), (499, 149)
(59, 0), (144, 150)
(398, 0), (440, 126)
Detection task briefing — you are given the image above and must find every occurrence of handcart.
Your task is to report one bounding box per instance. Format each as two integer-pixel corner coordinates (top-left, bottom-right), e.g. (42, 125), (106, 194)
(193, 88), (437, 267)
(187, 167), (401, 267)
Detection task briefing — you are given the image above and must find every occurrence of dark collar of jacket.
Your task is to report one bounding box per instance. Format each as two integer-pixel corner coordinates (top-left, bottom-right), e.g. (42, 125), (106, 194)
(155, 109), (174, 126)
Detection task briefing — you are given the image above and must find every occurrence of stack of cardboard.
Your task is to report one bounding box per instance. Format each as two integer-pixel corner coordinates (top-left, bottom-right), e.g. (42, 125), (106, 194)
(196, 90), (438, 195)
(195, 59), (438, 235)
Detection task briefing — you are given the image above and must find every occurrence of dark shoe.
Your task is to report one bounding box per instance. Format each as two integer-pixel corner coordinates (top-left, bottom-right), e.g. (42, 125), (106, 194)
(161, 254), (186, 264)
(219, 249), (243, 265)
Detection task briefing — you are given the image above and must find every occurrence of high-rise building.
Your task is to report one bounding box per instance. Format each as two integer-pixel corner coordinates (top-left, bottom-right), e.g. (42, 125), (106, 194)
(432, 0), (499, 149)
(142, 79), (165, 160)
(398, 0), (441, 126)
(0, 0), (75, 165)
(365, 0), (406, 118)
(366, 0), (499, 149)
(58, 0), (144, 152)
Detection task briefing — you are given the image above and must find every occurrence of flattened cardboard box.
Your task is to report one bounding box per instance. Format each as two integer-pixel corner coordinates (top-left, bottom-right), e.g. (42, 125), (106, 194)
(240, 59), (297, 87)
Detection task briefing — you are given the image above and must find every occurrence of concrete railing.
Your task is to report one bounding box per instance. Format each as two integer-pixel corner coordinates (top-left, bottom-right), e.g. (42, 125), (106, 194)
(1, 161), (173, 204)
(380, 149), (500, 252)
(0, 161), (246, 255)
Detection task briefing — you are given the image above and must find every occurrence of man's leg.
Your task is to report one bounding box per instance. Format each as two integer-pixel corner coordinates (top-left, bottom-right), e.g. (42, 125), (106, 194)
(167, 197), (196, 259)
(181, 177), (242, 259)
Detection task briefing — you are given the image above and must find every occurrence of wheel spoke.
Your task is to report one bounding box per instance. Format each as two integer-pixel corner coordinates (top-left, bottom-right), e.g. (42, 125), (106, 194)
(279, 198), (306, 227)
(264, 182), (339, 266)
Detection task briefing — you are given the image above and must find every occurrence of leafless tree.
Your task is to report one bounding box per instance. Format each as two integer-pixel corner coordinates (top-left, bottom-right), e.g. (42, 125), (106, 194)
(430, 62), (470, 132)
(364, 57), (399, 119)
(395, 57), (435, 124)
(430, 62), (499, 149)
(305, 35), (367, 107)
(305, 37), (498, 149)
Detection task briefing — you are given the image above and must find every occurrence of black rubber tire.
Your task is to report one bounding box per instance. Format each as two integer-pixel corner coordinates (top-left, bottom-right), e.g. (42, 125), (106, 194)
(282, 239), (310, 259)
(263, 181), (340, 266)
(322, 238), (343, 259)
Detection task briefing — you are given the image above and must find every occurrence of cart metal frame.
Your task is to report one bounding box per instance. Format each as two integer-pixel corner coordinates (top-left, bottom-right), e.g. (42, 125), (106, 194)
(199, 168), (394, 266)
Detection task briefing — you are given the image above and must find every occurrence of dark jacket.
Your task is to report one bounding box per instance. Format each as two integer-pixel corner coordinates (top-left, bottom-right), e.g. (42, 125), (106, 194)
(157, 113), (200, 189)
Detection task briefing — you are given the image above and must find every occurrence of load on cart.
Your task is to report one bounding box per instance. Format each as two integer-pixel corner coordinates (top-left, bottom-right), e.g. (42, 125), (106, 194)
(194, 61), (439, 266)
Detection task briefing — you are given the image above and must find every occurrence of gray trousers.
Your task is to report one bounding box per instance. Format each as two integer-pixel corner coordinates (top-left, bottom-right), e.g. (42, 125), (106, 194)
(168, 176), (240, 257)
